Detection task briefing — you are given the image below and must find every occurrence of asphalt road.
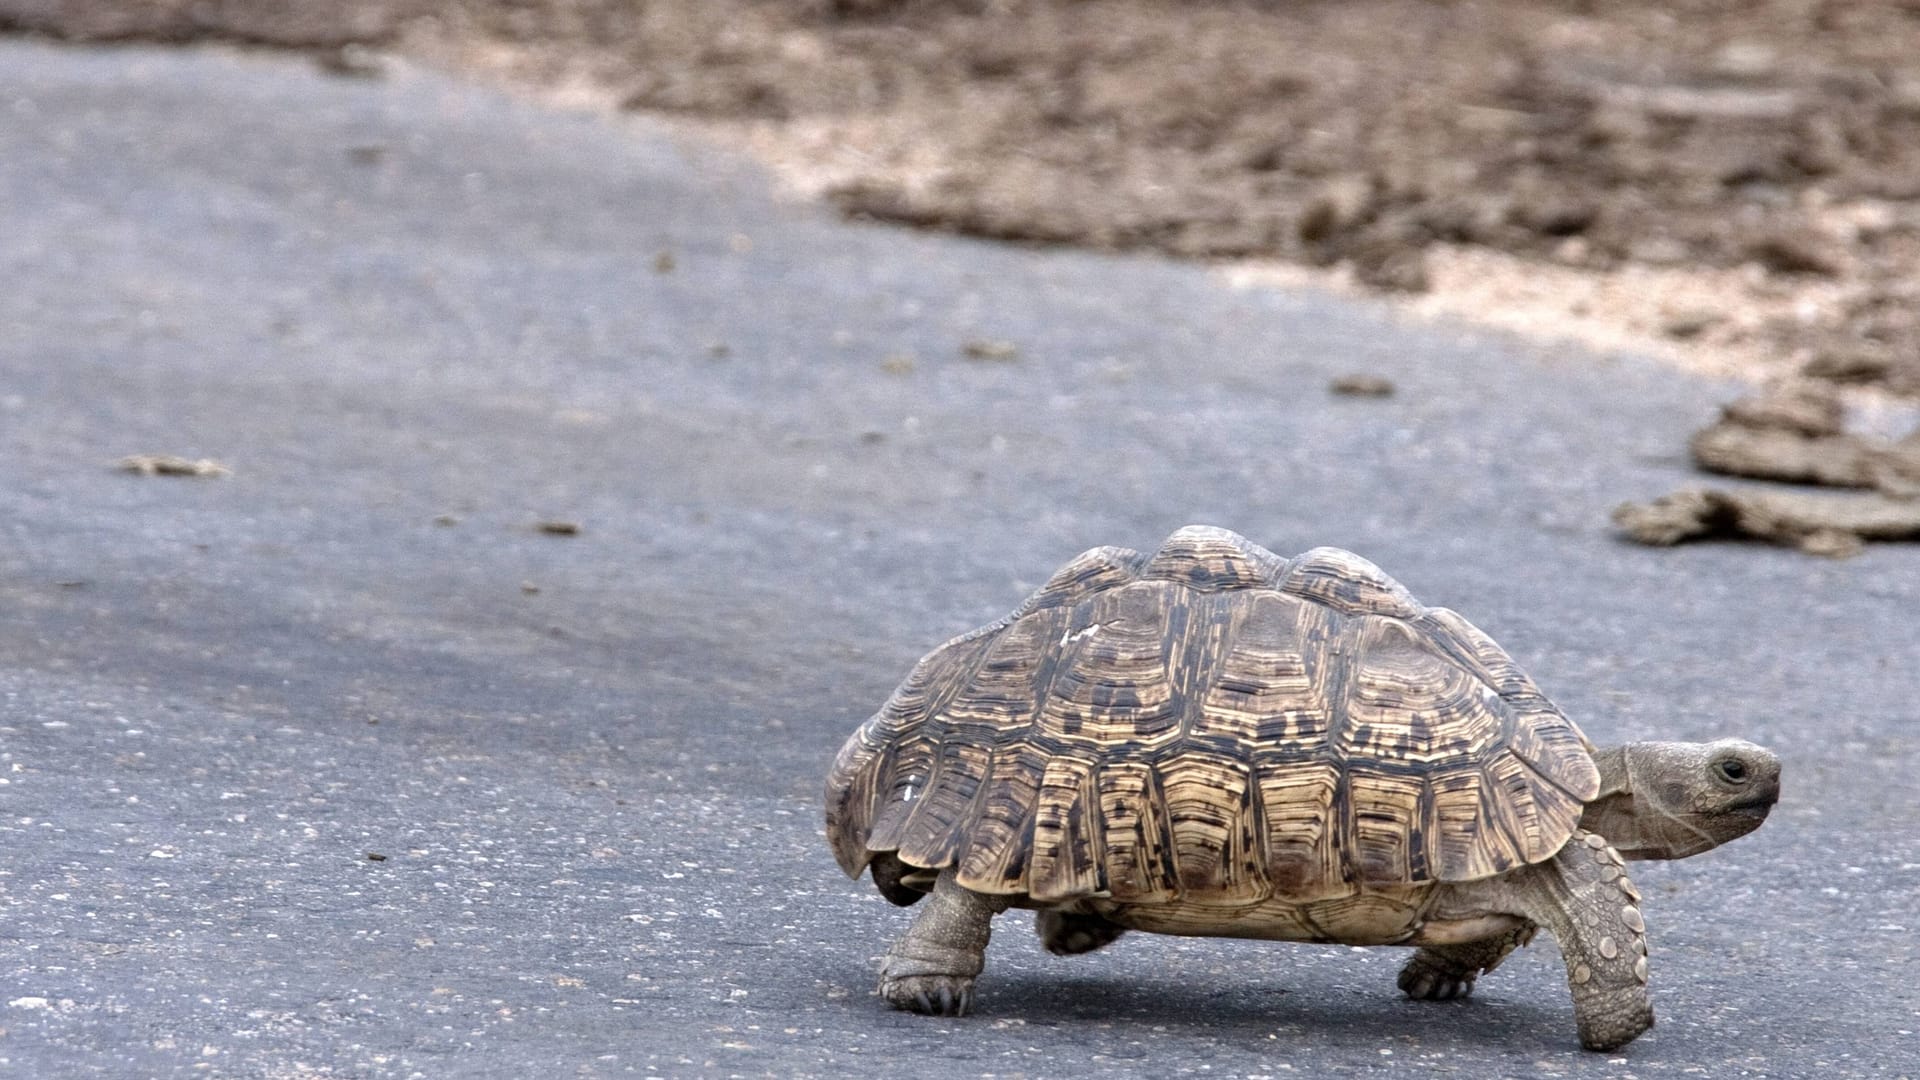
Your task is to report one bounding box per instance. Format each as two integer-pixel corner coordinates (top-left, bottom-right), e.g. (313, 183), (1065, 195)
(0, 39), (1915, 1080)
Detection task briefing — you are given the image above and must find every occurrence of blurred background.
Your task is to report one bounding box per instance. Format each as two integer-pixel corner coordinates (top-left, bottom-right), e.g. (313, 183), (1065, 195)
(2, 3), (1917, 1076)
(8, 0), (1920, 387)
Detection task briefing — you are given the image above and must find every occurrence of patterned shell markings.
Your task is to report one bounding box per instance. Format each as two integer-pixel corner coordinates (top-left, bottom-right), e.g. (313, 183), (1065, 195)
(824, 526), (1600, 905)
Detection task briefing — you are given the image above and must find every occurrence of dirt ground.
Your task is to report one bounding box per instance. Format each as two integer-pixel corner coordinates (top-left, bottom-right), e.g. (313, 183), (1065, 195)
(6, 0), (1919, 550)
(8, 0), (1919, 396)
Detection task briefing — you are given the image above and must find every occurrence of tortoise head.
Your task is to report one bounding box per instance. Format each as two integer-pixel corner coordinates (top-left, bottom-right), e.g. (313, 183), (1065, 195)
(1577, 739), (1781, 860)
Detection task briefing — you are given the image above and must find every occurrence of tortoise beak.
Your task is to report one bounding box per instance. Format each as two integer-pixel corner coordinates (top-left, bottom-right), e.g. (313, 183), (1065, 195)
(1727, 784), (1779, 816)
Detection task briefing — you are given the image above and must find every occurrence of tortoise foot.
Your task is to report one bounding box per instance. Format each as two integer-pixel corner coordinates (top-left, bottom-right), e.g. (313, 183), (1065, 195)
(1036, 910), (1128, 956)
(1398, 963), (1475, 1001)
(879, 973), (975, 1016)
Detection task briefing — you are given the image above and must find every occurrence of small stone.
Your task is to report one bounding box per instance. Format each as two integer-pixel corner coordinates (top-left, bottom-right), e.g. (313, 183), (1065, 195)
(537, 520), (581, 536)
(1351, 243), (1430, 293)
(365, 852), (388, 862)
(962, 340), (1019, 362)
(1297, 175), (1374, 243)
(118, 454), (232, 478)
(654, 250), (676, 273)
(1802, 346), (1893, 385)
(880, 354), (916, 374)
(1329, 374), (1395, 397)
(1661, 309), (1720, 340)
(1746, 229), (1844, 276)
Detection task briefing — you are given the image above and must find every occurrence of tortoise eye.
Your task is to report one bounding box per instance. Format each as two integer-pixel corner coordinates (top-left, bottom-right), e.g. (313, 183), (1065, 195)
(1715, 758), (1749, 784)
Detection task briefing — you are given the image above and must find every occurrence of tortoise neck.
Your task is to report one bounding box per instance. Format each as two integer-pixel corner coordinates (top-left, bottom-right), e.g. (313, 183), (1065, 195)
(1591, 744), (1633, 799)
(1576, 745), (1660, 860)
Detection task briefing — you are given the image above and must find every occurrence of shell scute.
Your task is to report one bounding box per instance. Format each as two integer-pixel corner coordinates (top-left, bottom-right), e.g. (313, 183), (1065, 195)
(1278, 546), (1421, 618)
(1140, 524), (1286, 591)
(1012, 544), (1150, 617)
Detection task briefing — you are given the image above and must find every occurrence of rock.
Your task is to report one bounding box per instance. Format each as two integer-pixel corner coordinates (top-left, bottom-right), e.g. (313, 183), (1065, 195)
(1329, 374), (1396, 397)
(1613, 487), (1920, 557)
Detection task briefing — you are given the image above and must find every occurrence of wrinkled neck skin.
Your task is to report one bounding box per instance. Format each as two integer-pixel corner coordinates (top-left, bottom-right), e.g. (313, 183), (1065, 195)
(1575, 742), (1772, 860)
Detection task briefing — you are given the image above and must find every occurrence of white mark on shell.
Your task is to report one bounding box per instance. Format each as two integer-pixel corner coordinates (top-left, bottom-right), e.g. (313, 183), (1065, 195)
(1633, 956), (1649, 983)
(1584, 833), (1608, 850)
(1599, 936), (1619, 960)
(1060, 623), (1103, 647)
(1573, 963), (1592, 985)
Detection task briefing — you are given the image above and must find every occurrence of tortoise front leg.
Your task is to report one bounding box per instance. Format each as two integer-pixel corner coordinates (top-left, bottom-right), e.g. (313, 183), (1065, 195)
(1398, 924), (1535, 1001)
(878, 868), (1008, 1016)
(1511, 831), (1655, 1051)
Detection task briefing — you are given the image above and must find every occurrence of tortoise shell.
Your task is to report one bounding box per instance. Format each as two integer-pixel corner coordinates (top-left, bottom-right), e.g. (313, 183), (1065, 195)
(825, 526), (1600, 906)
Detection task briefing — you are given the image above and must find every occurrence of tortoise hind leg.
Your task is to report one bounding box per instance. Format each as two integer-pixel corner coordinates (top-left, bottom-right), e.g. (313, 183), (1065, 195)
(1398, 925), (1535, 1001)
(870, 853), (931, 906)
(878, 868), (1008, 1016)
(1035, 909), (1129, 956)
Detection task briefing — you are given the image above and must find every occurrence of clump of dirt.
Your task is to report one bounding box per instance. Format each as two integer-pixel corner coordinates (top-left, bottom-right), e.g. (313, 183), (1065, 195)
(1619, 383), (1920, 556)
(1329, 374), (1396, 398)
(117, 454), (232, 477)
(1690, 384), (1920, 494)
(1613, 486), (1920, 559)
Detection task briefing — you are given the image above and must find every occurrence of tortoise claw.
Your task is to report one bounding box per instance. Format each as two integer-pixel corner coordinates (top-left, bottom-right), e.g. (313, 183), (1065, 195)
(880, 974), (976, 1016)
(1398, 959), (1475, 1002)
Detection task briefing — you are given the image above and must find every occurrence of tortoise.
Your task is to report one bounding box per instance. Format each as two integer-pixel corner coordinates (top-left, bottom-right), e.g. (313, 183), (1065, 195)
(824, 526), (1780, 1051)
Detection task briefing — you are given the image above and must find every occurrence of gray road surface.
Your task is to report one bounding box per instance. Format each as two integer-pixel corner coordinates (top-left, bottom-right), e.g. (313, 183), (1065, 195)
(0, 40), (1915, 1079)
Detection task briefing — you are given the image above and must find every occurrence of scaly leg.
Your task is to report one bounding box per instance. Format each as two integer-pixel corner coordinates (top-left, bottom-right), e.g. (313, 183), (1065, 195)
(1035, 909), (1129, 956)
(1398, 924), (1535, 1001)
(1510, 831), (1655, 1051)
(878, 868), (1008, 1016)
